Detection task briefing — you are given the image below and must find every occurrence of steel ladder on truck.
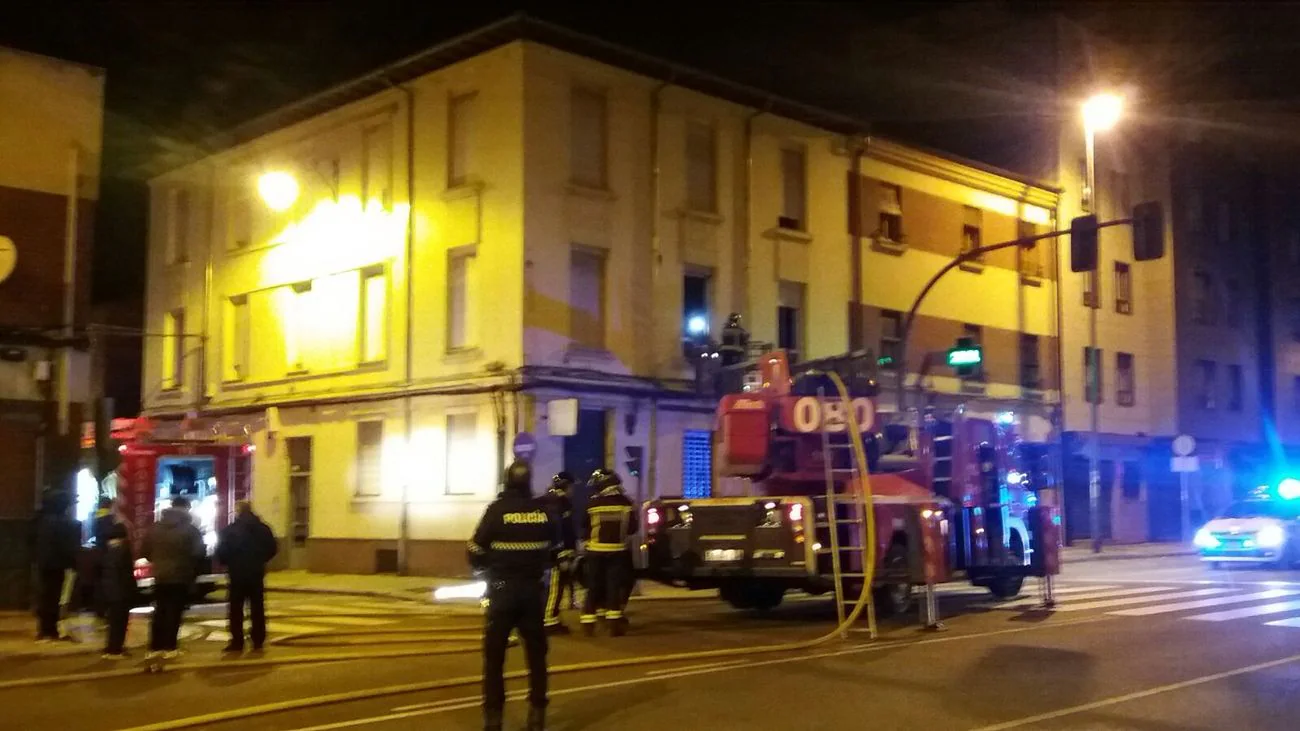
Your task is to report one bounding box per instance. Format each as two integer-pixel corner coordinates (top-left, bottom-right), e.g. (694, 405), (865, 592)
(812, 386), (878, 640)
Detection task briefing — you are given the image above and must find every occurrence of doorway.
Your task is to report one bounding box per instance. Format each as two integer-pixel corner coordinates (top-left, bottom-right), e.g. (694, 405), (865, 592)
(563, 408), (608, 531)
(286, 437), (312, 570)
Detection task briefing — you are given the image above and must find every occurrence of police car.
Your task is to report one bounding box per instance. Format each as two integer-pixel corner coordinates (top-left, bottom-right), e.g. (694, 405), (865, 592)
(1195, 480), (1300, 568)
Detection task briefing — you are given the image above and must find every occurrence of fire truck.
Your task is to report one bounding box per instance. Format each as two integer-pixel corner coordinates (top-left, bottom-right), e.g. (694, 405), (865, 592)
(642, 349), (1061, 617)
(103, 417), (253, 598)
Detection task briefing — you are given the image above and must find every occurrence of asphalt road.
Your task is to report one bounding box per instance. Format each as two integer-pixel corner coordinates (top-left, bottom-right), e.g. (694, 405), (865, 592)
(9, 556), (1300, 730)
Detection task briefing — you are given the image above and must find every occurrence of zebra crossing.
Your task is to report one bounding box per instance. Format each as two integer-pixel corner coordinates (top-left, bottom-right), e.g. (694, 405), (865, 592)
(968, 580), (1300, 629)
(186, 598), (419, 644)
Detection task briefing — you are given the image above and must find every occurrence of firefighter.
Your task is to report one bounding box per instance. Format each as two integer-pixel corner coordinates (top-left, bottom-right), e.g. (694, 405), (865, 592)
(579, 468), (639, 637)
(717, 312), (749, 367)
(468, 460), (559, 731)
(542, 473), (577, 633)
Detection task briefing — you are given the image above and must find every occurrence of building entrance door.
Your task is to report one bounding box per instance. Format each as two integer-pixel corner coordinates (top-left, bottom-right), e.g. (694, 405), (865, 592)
(286, 437), (312, 570)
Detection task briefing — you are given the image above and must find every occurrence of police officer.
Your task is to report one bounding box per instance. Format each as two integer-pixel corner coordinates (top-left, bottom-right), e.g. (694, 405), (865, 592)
(579, 469), (639, 637)
(468, 460), (559, 731)
(542, 473), (577, 633)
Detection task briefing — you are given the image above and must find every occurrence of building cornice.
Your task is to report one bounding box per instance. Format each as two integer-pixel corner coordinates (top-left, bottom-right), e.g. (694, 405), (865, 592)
(865, 137), (1060, 210)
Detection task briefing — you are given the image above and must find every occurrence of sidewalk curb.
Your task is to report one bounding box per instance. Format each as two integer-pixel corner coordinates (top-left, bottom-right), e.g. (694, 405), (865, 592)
(1063, 551), (1196, 564)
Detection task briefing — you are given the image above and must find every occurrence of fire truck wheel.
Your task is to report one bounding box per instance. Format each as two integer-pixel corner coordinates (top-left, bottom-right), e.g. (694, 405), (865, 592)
(872, 546), (914, 618)
(719, 583), (785, 611)
(986, 538), (1026, 600)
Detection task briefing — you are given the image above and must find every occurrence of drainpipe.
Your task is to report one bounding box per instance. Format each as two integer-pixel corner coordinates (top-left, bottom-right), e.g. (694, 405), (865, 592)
(198, 167), (215, 410)
(648, 78), (671, 499)
(741, 104), (767, 330)
(385, 78), (416, 576)
(850, 135), (866, 340)
(57, 144), (81, 439)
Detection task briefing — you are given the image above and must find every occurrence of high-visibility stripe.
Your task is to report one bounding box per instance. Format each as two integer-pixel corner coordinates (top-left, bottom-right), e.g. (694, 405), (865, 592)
(489, 541), (551, 551)
(545, 568), (561, 620)
(606, 610), (624, 620)
(580, 614), (598, 624)
(588, 506), (632, 514)
(467, 541), (485, 554)
(586, 543), (630, 552)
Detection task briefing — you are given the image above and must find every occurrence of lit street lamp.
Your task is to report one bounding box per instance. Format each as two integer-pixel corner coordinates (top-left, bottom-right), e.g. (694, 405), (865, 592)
(257, 170), (300, 212)
(1082, 91), (1122, 553)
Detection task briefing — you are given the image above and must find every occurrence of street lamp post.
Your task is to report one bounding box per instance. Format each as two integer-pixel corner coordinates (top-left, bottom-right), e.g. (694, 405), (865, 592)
(1082, 92), (1122, 553)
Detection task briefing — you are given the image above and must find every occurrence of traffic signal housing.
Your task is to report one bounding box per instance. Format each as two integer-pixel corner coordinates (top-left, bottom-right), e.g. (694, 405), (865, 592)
(1132, 201), (1165, 261)
(624, 445), (644, 478)
(1070, 214), (1099, 272)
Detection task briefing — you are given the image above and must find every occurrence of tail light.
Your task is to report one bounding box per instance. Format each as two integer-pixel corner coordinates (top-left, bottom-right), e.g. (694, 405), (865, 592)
(788, 502), (803, 523)
(646, 507), (661, 528)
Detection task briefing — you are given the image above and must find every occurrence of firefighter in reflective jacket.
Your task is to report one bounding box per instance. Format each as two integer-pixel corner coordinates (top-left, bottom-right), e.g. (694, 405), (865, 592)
(468, 460), (560, 731)
(542, 473), (577, 633)
(579, 468), (639, 636)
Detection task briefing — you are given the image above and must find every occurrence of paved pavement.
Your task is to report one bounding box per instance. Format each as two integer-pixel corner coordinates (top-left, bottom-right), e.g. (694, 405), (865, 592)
(14, 553), (1300, 730)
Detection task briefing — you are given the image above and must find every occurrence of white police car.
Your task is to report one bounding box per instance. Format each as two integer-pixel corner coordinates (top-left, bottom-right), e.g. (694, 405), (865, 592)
(1195, 483), (1300, 567)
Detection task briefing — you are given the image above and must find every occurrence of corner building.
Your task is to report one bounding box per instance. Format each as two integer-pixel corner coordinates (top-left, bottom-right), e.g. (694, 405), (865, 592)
(143, 19), (1064, 575)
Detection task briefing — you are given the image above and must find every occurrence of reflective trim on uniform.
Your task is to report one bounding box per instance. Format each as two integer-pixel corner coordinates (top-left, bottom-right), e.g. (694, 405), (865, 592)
(587, 506), (632, 514)
(606, 610), (624, 620)
(544, 618), (561, 627)
(585, 543), (630, 552)
(580, 614), (598, 624)
(557, 549), (576, 559)
(596, 610), (607, 618)
(467, 541), (486, 554)
(489, 541), (552, 551)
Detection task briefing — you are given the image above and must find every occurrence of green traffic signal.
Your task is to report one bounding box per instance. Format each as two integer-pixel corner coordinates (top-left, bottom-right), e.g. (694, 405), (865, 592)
(947, 347), (982, 367)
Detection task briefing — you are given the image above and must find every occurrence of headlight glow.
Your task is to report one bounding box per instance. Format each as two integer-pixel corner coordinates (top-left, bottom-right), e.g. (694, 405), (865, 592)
(1258, 525), (1287, 548)
(1194, 528), (1220, 549)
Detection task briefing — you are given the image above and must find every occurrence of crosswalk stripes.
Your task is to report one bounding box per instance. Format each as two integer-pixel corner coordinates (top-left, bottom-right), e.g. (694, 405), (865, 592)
(976, 580), (1300, 631)
(188, 598), (414, 643)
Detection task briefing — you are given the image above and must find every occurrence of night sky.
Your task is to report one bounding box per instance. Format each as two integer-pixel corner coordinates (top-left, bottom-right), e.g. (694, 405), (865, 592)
(2, 1), (1298, 304)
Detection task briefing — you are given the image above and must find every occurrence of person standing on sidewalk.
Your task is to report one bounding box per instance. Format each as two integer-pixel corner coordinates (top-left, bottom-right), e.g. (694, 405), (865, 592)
(99, 522), (136, 659)
(141, 497), (204, 661)
(468, 460), (561, 731)
(541, 473), (577, 634)
(216, 500), (278, 654)
(31, 489), (80, 643)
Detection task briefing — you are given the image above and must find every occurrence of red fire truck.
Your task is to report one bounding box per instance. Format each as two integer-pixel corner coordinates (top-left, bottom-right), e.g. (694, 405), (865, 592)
(112, 418), (253, 597)
(642, 350), (1060, 617)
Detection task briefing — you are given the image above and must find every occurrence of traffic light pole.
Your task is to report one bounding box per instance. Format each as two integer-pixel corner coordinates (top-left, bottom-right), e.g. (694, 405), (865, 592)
(1085, 129), (1102, 554)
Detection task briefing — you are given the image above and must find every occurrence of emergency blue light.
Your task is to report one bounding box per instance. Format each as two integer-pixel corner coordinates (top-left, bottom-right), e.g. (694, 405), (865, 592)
(1278, 478), (1300, 500)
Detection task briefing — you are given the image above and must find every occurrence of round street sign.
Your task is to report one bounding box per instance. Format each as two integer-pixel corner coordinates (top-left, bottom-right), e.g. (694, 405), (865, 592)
(1172, 434), (1196, 457)
(512, 432), (537, 462)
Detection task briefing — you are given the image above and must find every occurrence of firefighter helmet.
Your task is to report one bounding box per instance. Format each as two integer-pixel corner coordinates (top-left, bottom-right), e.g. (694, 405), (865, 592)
(551, 472), (575, 493)
(503, 460), (532, 495)
(587, 468), (622, 491)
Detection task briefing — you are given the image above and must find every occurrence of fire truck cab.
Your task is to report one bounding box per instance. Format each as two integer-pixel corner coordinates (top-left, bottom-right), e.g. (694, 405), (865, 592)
(642, 349), (1060, 616)
(115, 418), (253, 597)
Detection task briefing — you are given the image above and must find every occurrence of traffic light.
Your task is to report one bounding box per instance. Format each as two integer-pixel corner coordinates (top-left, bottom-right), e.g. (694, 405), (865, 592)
(1070, 214), (1099, 272)
(1132, 201), (1164, 261)
(946, 337), (982, 378)
(624, 445), (644, 478)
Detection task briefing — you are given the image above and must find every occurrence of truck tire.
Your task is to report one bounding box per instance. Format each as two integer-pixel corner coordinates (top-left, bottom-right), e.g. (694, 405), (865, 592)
(872, 545), (913, 618)
(986, 535), (1025, 600)
(720, 583), (785, 611)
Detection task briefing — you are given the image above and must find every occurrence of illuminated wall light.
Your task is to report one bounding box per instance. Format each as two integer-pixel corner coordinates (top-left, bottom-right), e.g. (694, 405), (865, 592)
(258, 171), (300, 212)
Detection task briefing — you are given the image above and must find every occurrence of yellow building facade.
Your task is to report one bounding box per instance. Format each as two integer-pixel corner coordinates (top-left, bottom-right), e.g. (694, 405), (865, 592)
(144, 25), (1070, 575)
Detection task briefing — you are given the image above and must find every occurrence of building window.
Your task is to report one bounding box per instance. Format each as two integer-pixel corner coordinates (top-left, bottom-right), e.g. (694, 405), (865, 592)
(683, 271), (711, 340)
(1225, 279), (1243, 328)
(223, 295), (249, 382)
(1079, 157), (1092, 212)
(1116, 352), (1135, 407)
(1084, 347), (1103, 404)
(570, 246), (606, 350)
(1228, 364), (1244, 411)
(685, 120), (717, 213)
(777, 280), (806, 363)
(570, 87), (607, 189)
(1114, 261), (1132, 314)
(962, 324), (984, 381)
(169, 188), (191, 264)
(1192, 270), (1216, 325)
(1083, 269), (1100, 309)
(446, 412), (478, 495)
(362, 122), (393, 209)
(162, 309), (185, 390)
(448, 92), (477, 188)
(1018, 220), (1043, 278)
(359, 266), (387, 363)
(682, 430), (713, 499)
(448, 248), (477, 351)
(355, 421), (384, 498)
(961, 206), (983, 258)
(1196, 359), (1218, 410)
(229, 186), (252, 250)
(879, 310), (902, 370)
(879, 184), (903, 242)
(779, 147), (807, 231)
(1020, 333), (1040, 389)
(285, 281), (312, 373)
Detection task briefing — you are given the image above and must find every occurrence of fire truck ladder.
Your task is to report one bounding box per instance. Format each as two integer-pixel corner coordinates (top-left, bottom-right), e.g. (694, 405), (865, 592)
(817, 386), (878, 640)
